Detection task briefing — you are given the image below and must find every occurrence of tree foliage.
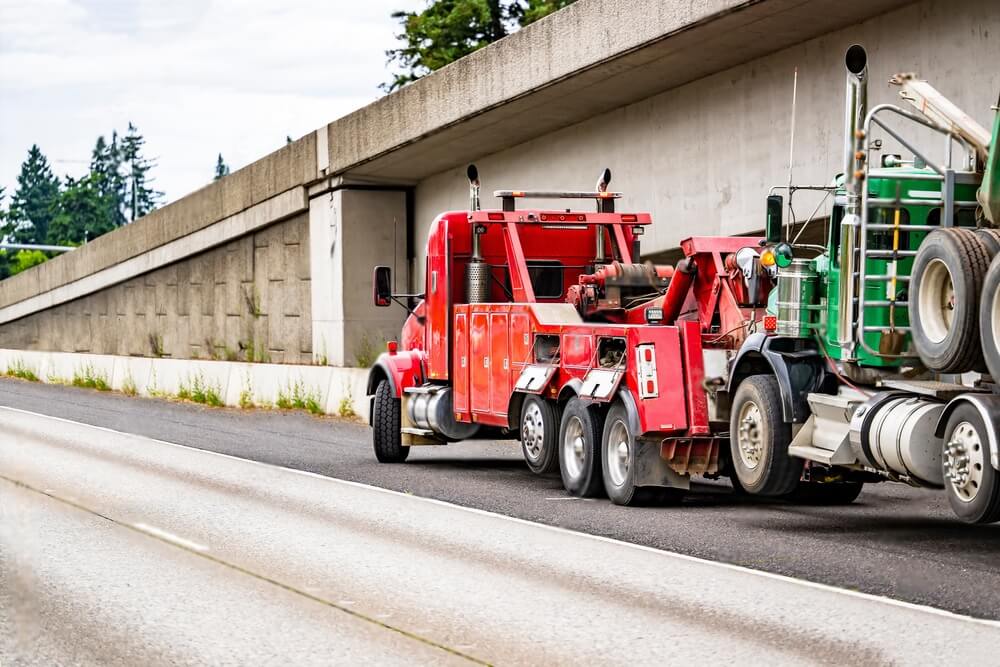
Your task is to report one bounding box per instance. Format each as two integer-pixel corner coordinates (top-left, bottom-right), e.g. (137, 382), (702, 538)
(382, 0), (577, 92)
(214, 153), (230, 181)
(0, 123), (164, 278)
(121, 122), (163, 222)
(49, 173), (118, 245)
(5, 145), (61, 246)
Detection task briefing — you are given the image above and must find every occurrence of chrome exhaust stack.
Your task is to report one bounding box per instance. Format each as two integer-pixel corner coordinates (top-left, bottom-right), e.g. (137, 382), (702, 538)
(837, 44), (868, 356)
(466, 164), (489, 303)
(594, 168), (611, 265)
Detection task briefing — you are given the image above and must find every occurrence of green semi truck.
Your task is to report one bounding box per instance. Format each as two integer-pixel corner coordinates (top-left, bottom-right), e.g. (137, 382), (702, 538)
(726, 44), (1000, 523)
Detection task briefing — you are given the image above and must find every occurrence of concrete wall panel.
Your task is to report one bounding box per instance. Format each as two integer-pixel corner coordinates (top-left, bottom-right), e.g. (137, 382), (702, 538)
(0, 215), (313, 364)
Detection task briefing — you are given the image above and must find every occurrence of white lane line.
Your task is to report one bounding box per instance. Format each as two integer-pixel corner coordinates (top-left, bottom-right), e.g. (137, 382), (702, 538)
(6, 404), (1000, 629)
(132, 522), (209, 553)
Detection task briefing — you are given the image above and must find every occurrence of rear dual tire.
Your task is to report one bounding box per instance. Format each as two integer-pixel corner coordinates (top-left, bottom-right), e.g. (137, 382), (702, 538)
(521, 395), (560, 475)
(559, 398), (605, 497)
(942, 405), (1000, 524)
(601, 403), (684, 506)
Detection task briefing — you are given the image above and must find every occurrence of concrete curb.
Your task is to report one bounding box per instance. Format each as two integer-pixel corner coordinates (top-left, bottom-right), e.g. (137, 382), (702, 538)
(0, 349), (370, 421)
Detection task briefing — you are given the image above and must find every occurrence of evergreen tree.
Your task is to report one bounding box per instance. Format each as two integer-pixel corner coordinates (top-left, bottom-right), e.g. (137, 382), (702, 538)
(382, 0), (576, 91)
(214, 153), (230, 181)
(5, 145), (61, 245)
(0, 188), (9, 279)
(120, 122), (163, 222)
(90, 133), (127, 229)
(49, 173), (118, 246)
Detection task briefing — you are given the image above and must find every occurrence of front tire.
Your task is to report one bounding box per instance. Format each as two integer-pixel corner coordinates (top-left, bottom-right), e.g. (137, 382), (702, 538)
(520, 395), (560, 475)
(372, 379), (409, 463)
(602, 402), (683, 506)
(942, 405), (1000, 524)
(558, 398), (605, 497)
(729, 375), (801, 496)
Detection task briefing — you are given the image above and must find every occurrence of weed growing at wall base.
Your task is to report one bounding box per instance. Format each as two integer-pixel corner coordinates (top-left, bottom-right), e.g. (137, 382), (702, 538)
(5, 358), (39, 382)
(277, 379), (323, 415)
(239, 374), (254, 409)
(178, 373), (224, 407)
(72, 364), (110, 391)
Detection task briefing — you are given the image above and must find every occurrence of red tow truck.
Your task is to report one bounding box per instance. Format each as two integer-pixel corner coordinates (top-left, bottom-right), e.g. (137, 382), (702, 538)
(368, 167), (780, 504)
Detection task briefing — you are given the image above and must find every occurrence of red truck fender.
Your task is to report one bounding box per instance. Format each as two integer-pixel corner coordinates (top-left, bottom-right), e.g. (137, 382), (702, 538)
(366, 350), (426, 425)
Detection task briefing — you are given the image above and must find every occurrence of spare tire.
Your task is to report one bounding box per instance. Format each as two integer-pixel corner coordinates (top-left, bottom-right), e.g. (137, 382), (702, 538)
(910, 228), (989, 373)
(975, 228), (1000, 259)
(980, 256), (1000, 380)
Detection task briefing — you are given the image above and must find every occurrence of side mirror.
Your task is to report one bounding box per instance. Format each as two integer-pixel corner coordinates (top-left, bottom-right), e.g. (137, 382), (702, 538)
(766, 195), (783, 244)
(373, 266), (392, 307)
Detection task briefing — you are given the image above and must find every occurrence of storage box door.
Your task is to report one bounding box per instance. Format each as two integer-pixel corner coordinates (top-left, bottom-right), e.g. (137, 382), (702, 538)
(453, 311), (469, 413)
(490, 313), (510, 416)
(470, 312), (490, 413)
(509, 313), (531, 377)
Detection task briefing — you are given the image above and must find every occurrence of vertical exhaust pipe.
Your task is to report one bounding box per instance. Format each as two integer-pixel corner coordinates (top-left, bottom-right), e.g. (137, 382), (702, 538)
(466, 164), (489, 303)
(595, 168), (611, 265)
(837, 44), (868, 354)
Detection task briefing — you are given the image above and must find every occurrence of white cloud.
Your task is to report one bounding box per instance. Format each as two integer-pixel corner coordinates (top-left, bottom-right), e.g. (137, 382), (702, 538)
(0, 0), (422, 202)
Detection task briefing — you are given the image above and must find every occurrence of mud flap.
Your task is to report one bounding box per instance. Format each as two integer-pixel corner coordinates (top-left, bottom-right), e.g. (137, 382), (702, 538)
(634, 438), (691, 490)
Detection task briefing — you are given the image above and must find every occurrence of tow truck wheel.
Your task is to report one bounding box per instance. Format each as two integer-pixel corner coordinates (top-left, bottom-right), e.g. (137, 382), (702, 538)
(558, 398), (605, 497)
(942, 405), (1000, 524)
(520, 395), (560, 475)
(729, 375), (801, 496)
(372, 379), (409, 463)
(910, 228), (989, 373)
(602, 402), (684, 506)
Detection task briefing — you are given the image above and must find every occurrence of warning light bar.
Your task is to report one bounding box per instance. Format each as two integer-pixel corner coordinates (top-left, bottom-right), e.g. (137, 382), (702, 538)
(493, 190), (623, 199)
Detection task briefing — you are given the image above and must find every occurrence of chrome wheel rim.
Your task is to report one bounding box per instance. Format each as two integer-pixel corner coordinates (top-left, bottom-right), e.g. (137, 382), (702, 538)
(562, 415), (586, 480)
(522, 402), (546, 463)
(607, 419), (630, 488)
(944, 420), (985, 503)
(918, 258), (955, 344)
(737, 402), (763, 470)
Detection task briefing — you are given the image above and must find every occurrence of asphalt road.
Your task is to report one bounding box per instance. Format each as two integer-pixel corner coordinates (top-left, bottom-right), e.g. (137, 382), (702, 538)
(2, 378), (1000, 620)
(4, 408), (998, 665)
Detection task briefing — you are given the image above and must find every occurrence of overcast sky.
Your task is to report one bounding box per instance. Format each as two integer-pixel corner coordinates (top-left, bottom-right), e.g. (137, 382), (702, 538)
(0, 0), (423, 204)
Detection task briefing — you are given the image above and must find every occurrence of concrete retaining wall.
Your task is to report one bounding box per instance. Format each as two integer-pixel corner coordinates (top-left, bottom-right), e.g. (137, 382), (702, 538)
(0, 215), (313, 364)
(0, 349), (370, 420)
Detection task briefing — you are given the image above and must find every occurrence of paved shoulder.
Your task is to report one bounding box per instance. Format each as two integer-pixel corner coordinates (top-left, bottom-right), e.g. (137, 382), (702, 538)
(3, 379), (1000, 620)
(4, 408), (998, 664)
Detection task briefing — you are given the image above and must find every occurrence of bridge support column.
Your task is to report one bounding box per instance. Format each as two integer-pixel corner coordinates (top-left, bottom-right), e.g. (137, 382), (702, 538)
(309, 185), (409, 367)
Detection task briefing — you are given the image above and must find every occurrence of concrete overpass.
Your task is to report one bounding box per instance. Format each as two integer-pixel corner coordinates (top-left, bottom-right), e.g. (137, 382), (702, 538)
(0, 0), (995, 410)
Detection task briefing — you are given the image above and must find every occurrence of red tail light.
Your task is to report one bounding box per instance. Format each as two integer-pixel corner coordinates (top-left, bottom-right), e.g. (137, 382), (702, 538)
(763, 316), (778, 332)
